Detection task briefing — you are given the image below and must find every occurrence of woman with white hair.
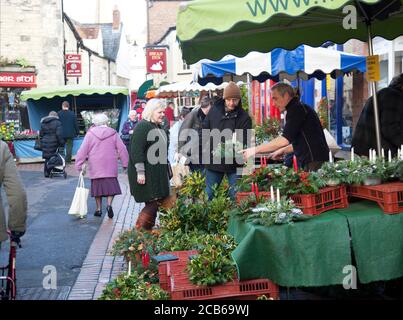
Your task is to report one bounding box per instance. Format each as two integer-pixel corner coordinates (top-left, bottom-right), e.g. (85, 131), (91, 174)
(75, 113), (129, 219)
(120, 109), (138, 152)
(128, 98), (170, 230)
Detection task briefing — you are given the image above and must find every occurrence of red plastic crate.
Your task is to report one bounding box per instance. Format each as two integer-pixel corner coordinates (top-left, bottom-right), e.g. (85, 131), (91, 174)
(289, 185), (348, 215)
(157, 250), (198, 291)
(347, 182), (403, 214)
(170, 274), (279, 300)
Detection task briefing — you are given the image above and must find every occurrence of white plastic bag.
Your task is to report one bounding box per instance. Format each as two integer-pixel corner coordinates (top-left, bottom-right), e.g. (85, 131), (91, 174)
(170, 162), (190, 188)
(68, 172), (89, 218)
(323, 128), (341, 155)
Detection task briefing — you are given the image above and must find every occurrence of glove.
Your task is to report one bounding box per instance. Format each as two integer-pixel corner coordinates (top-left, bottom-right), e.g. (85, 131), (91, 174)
(10, 230), (25, 246)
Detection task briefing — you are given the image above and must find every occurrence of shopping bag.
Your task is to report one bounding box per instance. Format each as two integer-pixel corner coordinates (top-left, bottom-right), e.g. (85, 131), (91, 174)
(170, 162), (190, 188)
(68, 172), (89, 218)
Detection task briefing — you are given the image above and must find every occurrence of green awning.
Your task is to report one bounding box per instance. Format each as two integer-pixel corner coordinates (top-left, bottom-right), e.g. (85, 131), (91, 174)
(137, 79), (154, 99)
(177, 0), (403, 64)
(20, 85), (129, 101)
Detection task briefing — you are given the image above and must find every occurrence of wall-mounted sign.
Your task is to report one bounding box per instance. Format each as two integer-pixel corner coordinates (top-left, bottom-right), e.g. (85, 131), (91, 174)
(146, 49), (167, 73)
(66, 54), (82, 77)
(0, 72), (36, 87)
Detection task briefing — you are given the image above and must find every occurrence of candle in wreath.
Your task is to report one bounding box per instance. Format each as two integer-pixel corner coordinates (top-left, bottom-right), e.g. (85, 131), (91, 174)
(388, 149), (392, 163)
(270, 186), (275, 202)
(293, 155), (298, 172)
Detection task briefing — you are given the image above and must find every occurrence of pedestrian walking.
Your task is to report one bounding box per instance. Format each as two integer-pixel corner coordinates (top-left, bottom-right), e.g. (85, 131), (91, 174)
(165, 102), (175, 127)
(120, 110), (138, 152)
(242, 82), (329, 172)
(178, 96), (213, 174)
(75, 113), (129, 219)
(128, 98), (170, 230)
(203, 82), (252, 200)
(39, 111), (65, 177)
(0, 140), (27, 248)
(168, 107), (191, 164)
(57, 101), (79, 163)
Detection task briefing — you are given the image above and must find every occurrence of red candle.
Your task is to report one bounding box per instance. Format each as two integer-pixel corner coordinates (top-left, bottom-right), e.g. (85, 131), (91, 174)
(260, 156), (263, 166)
(293, 155), (298, 172)
(255, 183), (259, 196)
(251, 182), (255, 193)
(264, 157), (267, 166)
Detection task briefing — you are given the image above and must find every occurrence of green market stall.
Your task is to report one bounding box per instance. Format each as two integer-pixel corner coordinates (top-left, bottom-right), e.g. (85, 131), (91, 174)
(228, 200), (403, 287)
(17, 85), (129, 163)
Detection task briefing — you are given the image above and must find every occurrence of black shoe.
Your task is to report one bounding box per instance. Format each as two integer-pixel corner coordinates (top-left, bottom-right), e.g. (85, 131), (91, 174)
(106, 205), (114, 219)
(94, 210), (102, 217)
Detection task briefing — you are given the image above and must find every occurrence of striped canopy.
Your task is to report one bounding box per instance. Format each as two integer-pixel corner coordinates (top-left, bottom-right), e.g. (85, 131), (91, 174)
(196, 45), (367, 84)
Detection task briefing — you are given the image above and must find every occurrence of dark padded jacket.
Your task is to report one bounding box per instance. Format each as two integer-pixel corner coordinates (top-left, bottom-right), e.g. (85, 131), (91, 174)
(39, 116), (65, 159)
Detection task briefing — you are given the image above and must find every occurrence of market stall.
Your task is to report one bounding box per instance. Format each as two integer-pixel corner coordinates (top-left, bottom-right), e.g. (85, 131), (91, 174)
(17, 85), (129, 163)
(228, 200), (403, 287)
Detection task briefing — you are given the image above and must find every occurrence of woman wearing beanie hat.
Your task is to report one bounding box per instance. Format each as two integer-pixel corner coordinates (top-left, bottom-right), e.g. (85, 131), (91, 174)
(202, 82), (252, 200)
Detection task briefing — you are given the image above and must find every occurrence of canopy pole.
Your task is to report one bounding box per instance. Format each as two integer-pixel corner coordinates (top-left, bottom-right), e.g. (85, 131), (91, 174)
(367, 24), (382, 156)
(247, 74), (252, 117)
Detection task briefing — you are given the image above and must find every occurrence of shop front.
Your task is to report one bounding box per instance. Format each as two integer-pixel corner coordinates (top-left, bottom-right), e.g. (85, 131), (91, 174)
(0, 67), (37, 156)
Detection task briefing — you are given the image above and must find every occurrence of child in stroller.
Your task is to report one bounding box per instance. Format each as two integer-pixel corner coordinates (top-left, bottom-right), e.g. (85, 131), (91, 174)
(45, 149), (67, 179)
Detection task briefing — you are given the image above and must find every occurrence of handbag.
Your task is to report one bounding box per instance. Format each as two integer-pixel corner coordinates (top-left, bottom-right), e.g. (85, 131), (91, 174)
(171, 162), (190, 188)
(68, 172), (89, 218)
(34, 137), (42, 151)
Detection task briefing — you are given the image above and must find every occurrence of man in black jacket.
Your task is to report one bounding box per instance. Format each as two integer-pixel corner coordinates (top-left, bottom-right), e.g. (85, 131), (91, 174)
(352, 73), (403, 157)
(242, 82), (329, 171)
(178, 96), (213, 174)
(57, 101), (79, 163)
(203, 82), (252, 200)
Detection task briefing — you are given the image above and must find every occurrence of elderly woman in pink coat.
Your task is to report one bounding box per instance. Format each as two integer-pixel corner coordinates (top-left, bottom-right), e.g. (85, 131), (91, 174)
(75, 113), (129, 219)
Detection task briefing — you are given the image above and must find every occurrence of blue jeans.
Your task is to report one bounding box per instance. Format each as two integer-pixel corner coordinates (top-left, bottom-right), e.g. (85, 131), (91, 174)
(205, 169), (238, 200)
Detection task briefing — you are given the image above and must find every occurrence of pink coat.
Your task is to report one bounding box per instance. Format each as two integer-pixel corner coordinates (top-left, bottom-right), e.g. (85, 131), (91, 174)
(75, 126), (129, 179)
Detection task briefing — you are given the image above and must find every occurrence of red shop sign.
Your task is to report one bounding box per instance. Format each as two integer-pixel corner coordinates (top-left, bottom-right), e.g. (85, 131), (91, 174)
(0, 72), (37, 88)
(65, 54), (82, 77)
(146, 49), (167, 73)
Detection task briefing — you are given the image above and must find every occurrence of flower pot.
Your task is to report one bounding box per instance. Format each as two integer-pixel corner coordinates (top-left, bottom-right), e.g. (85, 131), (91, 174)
(326, 178), (340, 186)
(363, 176), (382, 186)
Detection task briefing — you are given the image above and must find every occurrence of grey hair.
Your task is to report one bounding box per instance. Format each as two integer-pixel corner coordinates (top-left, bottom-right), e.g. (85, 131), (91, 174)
(142, 98), (166, 121)
(271, 82), (297, 98)
(92, 113), (109, 126)
(49, 111), (58, 117)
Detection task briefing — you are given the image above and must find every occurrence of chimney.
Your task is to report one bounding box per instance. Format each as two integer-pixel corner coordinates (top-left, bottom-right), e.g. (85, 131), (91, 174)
(112, 5), (120, 31)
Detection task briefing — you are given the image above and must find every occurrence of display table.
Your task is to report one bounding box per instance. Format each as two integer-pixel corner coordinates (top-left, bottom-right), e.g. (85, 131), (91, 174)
(14, 137), (84, 163)
(228, 200), (403, 287)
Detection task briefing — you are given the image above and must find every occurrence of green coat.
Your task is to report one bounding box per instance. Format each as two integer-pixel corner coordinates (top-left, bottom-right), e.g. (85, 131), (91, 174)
(0, 141), (27, 242)
(128, 120), (170, 203)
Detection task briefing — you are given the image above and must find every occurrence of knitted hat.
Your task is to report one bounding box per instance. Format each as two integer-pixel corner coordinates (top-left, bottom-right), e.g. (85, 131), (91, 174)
(223, 81), (241, 99)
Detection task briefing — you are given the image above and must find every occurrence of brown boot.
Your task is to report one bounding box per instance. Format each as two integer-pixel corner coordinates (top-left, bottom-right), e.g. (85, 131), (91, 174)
(135, 210), (157, 230)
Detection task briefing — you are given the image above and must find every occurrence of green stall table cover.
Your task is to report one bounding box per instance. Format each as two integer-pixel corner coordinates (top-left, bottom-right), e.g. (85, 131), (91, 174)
(228, 200), (403, 287)
(335, 201), (403, 284)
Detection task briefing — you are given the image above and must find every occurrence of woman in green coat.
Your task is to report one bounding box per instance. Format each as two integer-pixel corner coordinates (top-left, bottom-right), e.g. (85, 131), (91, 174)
(128, 98), (170, 230)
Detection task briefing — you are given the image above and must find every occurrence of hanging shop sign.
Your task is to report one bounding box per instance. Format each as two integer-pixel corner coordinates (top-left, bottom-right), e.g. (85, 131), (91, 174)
(146, 49), (167, 74)
(65, 54), (82, 77)
(366, 55), (380, 82)
(0, 72), (36, 87)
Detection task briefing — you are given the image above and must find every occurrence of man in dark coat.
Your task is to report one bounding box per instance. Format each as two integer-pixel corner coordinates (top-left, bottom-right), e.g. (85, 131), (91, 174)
(203, 82), (252, 200)
(242, 82), (329, 172)
(352, 73), (403, 157)
(178, 96), (213, 174)
(40, 111), (65, 177)
(57, 101), (79, 163)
